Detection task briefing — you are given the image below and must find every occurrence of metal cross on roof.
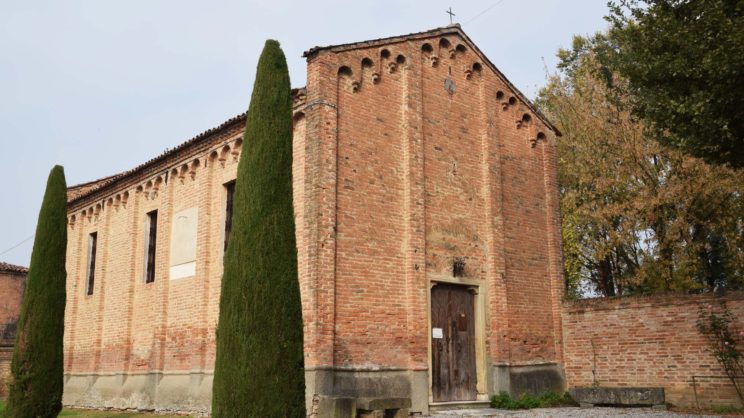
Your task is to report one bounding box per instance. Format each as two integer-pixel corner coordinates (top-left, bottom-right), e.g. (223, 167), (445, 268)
(446, 7), (456, 24)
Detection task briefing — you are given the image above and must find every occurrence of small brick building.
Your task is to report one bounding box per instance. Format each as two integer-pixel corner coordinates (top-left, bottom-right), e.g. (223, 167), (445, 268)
(0, 262), (28, 397)
(62, 25), (565, 414)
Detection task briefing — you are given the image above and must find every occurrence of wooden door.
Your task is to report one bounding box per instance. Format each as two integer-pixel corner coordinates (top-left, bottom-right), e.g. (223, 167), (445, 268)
(431, 283), (476, 402)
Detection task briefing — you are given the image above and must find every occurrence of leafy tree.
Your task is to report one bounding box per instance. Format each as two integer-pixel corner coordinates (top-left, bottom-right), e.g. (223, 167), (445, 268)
(537, 34), (744, 297)
(211, 40), (304, 417)
(6, 166), (67, 418)
(607, 0), (744, 169)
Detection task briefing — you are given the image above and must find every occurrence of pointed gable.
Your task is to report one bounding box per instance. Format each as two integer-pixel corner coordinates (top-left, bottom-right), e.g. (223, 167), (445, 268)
(303, 24), (560, 137)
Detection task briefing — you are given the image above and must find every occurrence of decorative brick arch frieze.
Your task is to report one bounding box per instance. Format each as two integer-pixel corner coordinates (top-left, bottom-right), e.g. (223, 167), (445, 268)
(70, 135), (245, 223)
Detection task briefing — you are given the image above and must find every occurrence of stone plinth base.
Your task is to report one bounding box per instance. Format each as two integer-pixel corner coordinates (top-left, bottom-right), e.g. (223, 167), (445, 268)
(62, 372), (212, 414)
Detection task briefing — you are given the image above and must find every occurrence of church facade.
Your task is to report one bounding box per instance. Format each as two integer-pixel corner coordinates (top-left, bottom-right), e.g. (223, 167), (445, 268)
(63, 26), (564, 415)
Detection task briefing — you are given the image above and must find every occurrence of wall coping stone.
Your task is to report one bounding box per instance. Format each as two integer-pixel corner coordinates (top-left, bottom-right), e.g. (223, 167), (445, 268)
(563, 291), (744, 313)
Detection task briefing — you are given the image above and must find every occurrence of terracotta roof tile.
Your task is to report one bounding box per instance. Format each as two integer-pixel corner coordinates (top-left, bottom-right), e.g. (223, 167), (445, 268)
(0, 262), (28, 274)
(67, 173), (125, 201)
(67, 87), (307, 206)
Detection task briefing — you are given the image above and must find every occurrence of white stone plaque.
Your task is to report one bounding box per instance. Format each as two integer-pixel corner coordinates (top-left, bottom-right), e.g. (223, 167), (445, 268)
(432, 328), (443, 339)
(169, 207), (199, 280)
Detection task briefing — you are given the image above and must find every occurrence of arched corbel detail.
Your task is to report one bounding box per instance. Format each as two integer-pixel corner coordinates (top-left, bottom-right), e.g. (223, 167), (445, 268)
(421, 42), (437, 67)
(501, 95), (517, 111)
(466, 62), (482, 80)
(178, 163), (189, 182)
(361, 57), (376, 86)
(516, 113), (532, 129)
(189, 159), (200, 180)
(378, 49), (396, 74)
(439, 38), (452, 59)
(394, 54), (406, 72)
(153, 176), (164, 196)
(531, 132), (547, 148)
(232, 138), (243, 161)
(338, 65), (355, 93)
(144, 179), (154, 199)
(219, 145), (231, 167)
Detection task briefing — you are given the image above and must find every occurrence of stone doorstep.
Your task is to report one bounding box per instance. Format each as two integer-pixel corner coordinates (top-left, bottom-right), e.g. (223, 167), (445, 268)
(569, 387), (666, 409)
(428, 401), (492, 413)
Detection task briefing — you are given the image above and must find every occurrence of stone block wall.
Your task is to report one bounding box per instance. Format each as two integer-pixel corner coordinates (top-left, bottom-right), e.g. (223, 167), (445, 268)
(562, 292), (744, 408)
(0, 345), (11, 398)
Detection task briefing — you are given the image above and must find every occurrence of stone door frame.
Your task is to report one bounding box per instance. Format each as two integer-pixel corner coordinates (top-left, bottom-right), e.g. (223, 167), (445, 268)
(427, 275), (489, 404)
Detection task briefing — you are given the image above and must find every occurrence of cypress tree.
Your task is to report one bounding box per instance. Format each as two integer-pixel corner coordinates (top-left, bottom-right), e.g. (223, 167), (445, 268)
(6, 166), (67, 418)
(212, 40), (304, 417)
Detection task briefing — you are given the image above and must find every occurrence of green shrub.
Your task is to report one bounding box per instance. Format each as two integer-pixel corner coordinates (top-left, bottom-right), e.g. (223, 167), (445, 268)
(6, 166), (67, 418)
(211, 40), (304, 417)
(713, 405), (744, 414)
(490, 391), (576, 409)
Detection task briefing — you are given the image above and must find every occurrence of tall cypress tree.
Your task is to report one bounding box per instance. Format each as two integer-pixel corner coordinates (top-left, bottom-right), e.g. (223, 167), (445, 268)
(212, 40), (304, 417)
(6, 166), (67, 418)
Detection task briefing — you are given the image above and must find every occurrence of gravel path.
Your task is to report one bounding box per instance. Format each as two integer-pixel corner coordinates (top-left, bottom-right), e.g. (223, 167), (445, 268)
(427, 407), (722, 417)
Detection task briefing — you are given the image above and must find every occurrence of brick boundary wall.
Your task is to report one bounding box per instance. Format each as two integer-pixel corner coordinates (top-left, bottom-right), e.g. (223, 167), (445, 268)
(562, 292), (744, 408)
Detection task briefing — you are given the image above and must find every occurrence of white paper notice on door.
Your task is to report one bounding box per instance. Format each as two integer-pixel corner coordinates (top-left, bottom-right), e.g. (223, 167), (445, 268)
(432, 328), (443, 339)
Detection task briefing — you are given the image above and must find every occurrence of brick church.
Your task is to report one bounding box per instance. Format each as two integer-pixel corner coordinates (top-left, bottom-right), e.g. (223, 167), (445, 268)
(62, 25), (564, 415)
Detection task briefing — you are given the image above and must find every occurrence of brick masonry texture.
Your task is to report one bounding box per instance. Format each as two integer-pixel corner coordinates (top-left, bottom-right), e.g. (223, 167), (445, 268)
(0, 268), (26, 337)
(562, 292), (744, 408)
(62, 26), (564, 412)
(0, 266), (26, 397)
(297, 27), (562, 375)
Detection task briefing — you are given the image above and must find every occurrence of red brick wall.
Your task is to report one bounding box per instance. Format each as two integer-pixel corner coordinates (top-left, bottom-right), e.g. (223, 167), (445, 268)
(299, 29), (563, 376)
(0, 271), (25, 338)
(0, 270), (25, 398)
(562, 292), (744, 408)
(64, 122), (244, 377)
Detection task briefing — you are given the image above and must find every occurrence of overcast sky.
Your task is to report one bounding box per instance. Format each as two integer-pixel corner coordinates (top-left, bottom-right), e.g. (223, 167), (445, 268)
(0, 0), (609, 266)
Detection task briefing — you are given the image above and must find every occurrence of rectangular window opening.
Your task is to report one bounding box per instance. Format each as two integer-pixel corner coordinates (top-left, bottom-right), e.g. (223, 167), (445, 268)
(145, 210), (158, 283)
(86, 232), (97, 295)
(224, 181), (236, 253)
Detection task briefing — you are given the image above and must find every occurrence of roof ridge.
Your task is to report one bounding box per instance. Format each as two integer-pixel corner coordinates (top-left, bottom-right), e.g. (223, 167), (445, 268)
(68, 172), (125, 191)
(303, 25), (460, 58)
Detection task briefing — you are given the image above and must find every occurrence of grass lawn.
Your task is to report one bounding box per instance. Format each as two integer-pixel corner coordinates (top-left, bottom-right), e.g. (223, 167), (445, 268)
(0, 400), (193, 417)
